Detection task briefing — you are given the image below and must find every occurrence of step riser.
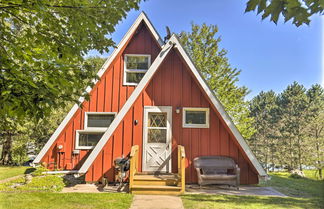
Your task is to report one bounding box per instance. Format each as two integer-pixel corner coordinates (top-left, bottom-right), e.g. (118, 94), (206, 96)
(131, 190), (182, 195)
(133, 180), (179, 186)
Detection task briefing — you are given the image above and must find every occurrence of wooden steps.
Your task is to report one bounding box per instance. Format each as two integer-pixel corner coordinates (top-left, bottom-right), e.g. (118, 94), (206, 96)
(131, 173), (182, 195)
(128, 145), (186, 195)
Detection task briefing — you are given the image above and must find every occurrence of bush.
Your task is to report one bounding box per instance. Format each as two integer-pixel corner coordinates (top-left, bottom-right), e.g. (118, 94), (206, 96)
(31, 166), (49, 176)
(20, 175), (66, 192)
(290, 173), (304, 179)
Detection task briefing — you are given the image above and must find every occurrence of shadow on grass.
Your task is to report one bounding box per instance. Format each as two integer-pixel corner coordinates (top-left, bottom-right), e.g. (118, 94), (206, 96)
(24, 168), (36, 174)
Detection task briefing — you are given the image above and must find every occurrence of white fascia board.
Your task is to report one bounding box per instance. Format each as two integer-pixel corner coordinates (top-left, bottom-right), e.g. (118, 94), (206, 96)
(172, 36), (267, 177)
(33, 12), (163, 164)
(78, 39), (175, 174)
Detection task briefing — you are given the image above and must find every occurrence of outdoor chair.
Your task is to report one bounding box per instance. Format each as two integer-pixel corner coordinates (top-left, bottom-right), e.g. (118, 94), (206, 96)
(193, 156), (240, 189)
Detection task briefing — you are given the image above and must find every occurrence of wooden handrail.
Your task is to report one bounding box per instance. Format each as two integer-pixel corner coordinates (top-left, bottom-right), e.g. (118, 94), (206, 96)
(177, 145), (186, 194)
(129, 145), (139, 191)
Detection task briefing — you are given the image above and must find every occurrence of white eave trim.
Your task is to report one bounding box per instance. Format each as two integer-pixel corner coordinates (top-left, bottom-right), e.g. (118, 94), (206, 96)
(33, 12), (163, 164)
(78, 39), (175, 174)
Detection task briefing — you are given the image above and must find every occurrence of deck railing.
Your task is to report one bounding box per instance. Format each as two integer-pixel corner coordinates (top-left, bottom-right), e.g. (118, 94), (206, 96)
(178, 145), (186, 193)
(129, 145), (139, 191)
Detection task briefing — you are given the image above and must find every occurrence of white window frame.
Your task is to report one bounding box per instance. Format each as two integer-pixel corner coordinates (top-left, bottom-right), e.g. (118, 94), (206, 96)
(182, 107), (210, 128)
(84, 112), (117, 131)
(75, 130), (105, 150)
(123, 54), (151, 86)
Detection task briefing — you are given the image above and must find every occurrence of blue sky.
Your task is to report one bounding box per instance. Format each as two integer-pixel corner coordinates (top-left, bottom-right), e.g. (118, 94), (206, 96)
(88, 0), (323, 99)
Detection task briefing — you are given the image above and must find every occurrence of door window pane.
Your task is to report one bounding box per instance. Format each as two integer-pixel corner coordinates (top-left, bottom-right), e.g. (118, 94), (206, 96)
(148, 129), (166, 143)
(148, 113), (167, 127)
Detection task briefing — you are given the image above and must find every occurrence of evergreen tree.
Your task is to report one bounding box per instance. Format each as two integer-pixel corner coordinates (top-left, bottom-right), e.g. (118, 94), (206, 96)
(305, 84), (324, 178)
(277, 81), (308, 171)
(179, 23), (255, 139)
(249, 90), (279, 172)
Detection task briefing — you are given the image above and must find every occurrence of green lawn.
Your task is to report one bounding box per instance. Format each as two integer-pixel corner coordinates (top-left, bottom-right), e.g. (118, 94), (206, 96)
(182, 170), (324, 209)
(0, 193), (132, 209)
(0, 166), (132, 209)
(182, 194), (314, 209)
(0, 166), (33, 180)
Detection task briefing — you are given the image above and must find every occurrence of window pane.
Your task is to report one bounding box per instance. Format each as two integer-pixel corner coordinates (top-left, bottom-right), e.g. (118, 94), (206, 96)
(126, 72), (145, 83)
(148, 129), (166, 143)
(185, 111), (206, 124)
(126, 56), (149, 70)
(79, 133), (103, 147)
(148, 113), (167, 127)
(88, 114), (114, 128)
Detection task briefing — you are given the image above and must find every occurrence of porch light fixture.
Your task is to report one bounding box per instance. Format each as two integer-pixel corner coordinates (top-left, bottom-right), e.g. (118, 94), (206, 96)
(176, 107), (181, 114)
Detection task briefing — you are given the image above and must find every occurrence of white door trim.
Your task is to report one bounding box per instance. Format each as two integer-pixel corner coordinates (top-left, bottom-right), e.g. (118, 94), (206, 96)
(142, 106), (172, 173)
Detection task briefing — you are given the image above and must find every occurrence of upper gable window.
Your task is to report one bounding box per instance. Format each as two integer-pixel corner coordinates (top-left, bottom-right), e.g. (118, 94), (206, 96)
(124, 54), (151, 85)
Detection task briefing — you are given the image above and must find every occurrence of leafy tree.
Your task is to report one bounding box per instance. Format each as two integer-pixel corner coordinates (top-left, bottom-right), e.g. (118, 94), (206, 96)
(249, 91), (279, 172)
(179, 23), (255, 138)
(0, 56), (105, 165)
(277, 81), (308, 171)
(245, 0), (323, 27)
(0, 0), (141, 121)
(305, 84), (324, 178)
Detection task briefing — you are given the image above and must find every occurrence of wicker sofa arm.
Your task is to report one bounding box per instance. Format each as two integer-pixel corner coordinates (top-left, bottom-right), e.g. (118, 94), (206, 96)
(235, 164), (240, 187)
(195, 168), (203, 185)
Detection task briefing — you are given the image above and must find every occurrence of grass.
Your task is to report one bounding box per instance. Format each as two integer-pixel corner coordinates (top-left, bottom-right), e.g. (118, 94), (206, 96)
(0, 166), (34, 180)
(182, 194), (314, 209)
(0, 166), (133, 209)
(0, 193), (133, 209)
(182, 170), (324, 209)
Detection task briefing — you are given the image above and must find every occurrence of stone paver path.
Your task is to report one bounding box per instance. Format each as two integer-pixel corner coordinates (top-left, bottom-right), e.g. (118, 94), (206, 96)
(61, 184), (101, 193)
(129, 195), (184, 209)
(0, 175), (24, 184)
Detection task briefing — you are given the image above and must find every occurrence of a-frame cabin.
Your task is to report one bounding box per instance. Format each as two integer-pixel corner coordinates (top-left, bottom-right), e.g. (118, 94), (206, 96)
(34, 12), (266, 195)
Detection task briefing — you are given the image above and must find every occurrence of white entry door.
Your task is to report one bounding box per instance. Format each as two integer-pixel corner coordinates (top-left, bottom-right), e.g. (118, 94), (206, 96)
(143, 106), (172, 173)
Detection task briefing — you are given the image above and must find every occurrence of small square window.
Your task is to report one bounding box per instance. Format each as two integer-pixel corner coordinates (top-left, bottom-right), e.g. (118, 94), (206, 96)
(85, 112), (116, 130)
(183, 108), (209, 128)
(76, 131), (104, 149)
(124, 54), (151, 85)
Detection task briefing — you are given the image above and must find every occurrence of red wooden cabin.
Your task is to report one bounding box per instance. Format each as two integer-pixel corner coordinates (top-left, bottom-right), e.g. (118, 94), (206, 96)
(34, 12), (266, 189)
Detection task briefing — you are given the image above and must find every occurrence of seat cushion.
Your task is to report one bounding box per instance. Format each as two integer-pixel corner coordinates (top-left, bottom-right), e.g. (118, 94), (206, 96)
(201, 174), (237, 180)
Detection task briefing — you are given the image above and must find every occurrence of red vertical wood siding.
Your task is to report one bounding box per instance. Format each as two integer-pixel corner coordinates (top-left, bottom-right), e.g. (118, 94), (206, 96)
(40, 22), (161, 172)
(85, 49), (259, 184)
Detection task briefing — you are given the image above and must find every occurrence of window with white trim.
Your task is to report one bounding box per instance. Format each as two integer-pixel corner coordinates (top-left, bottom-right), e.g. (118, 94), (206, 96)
(84, 112), (116, 131)
(124, 54), (151, 85)
(183, 108), (210, 128)
(75, 130), (104, 149)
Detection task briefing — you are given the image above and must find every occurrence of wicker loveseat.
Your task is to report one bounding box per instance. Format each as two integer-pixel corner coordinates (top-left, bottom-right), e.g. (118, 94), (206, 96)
(193, 156), (240, 189)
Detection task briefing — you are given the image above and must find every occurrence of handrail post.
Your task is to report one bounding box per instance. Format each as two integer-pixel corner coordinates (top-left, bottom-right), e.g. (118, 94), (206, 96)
(129, 145), (139, 193)
(178, 145), (186, 194)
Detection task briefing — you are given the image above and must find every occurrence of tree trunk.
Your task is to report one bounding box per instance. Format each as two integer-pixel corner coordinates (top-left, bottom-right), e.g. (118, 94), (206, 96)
(318, 168), (322, 180)
(0, 132), (13, 165)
